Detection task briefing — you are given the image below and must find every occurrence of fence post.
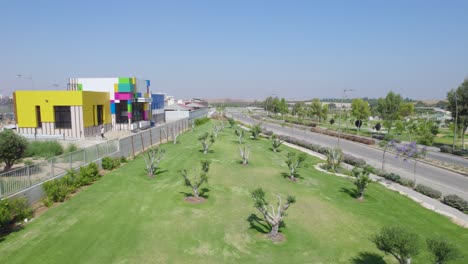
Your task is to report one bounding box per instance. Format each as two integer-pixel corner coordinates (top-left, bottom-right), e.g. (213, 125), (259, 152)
(69, 153), (72, 169)
(149, 127), (153, 146)
(83, 149), (87, 165)
(28, 166), (32, 187)
(131, 135), (135, 157)
(106, 140), (110, 155)
(141, 133), (145, 151)
(159, 127), (162, 143)
(50, 159), (54, 178)
(96, 144), (99, 160)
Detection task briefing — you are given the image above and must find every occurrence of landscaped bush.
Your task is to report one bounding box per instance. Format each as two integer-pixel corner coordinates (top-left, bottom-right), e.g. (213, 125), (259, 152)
(101, 157), (120, 170)
(442, 195), (468, 213)
(194, 117), (210, 126)
(43, 178), (70, 202)
(415, 184), (442, 199)
(310, 127), (375, 145)
(120, 156), (127, 163)
(372, 134), (385, 140)
(0, 198), (33, 231)
(382, 172), (401, 183)
(343, 154), (366, 167)
(439, 146), (452, 153)
(399, 178), (415, 188)
(25, 141), (64, 158)
(43, 163), (100, 204)
(64, 143), (79, 153)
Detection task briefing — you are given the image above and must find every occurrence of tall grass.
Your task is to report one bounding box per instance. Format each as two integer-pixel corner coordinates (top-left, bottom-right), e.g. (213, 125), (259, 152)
(24, 141), (64, 159)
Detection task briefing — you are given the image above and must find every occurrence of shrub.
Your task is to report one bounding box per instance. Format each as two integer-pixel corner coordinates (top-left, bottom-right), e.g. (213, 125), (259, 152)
(194, 117), (210, 126)
(439, 146), (452, 154)
(79, 162), (100, 185)
(399, 178), (415, 188)
(325, 148), (343, 172)
(0, 200), (11, 229)
(452, 150), (464, 156)
(372, 134), (385, 140)
(120, 156), (127, 163)
(383, 172), (401, 183)
(43, 179), (70, 202)
(415, 184), (442, 199)
(43, 163), (100, 203)
(25, 141), (64, 159)
(102, 157), (115, 170)
(442, 195), (468, 213)
(42, 197), (53, 207)
(64, 143), (78, 153)
(24, 159), (34, 166)
(343, 154), (366, 167)
(9, 198), (33, 221)
(0, 198), (33, 230)
(113, 158), (121, 168)
(0, 130), (28, 172)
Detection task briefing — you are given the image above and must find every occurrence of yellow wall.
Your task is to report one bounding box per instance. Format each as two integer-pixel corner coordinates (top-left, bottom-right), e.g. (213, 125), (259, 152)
(82, 91), (111, 127)
(15, 90), (110, 128)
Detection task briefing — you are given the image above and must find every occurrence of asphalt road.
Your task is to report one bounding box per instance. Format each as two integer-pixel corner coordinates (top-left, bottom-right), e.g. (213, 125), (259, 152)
(229, 112), (468, 200)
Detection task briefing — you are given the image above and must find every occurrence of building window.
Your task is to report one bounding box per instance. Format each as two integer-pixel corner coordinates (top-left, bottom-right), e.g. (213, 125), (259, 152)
(115, 101), (128, 124)
(132, 102), (144, 122)
(97, 105), (104, 125)
(54, 106), (72, 129)
(36, 106), (42, 128)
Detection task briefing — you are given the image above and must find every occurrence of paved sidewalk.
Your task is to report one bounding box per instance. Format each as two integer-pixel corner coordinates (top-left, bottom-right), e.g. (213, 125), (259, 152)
(284, 142), (468, 228)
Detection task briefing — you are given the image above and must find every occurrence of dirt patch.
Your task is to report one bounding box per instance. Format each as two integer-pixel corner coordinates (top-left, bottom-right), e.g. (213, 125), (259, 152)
(184, 197), (206, 204)
(288, 177), (298, 182)
(267, 233), (286, 243)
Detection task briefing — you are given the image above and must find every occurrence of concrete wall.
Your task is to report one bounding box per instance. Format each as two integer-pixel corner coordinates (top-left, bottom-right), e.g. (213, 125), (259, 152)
(165, 111), (190, 122)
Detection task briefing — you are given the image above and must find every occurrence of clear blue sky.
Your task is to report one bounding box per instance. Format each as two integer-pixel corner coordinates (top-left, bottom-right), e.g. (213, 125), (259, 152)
(1, 0), (467, 100)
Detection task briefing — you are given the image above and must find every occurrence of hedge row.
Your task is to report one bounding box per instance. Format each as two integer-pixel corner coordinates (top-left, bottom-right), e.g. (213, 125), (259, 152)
(0, 198), (33, 231)
(439, 145), (467, 156)
(43, 163), (100, 205)
(102, 156), (126, 170)
(275, 134), (468, 215)
(310, 127), (376, 145)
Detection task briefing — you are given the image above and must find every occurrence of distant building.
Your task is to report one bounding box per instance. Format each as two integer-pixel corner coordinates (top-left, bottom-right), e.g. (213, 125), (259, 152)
(68, 77), (153, 130)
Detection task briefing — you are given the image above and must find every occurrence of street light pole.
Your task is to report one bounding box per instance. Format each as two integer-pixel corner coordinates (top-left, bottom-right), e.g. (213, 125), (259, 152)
(337, 89), (355, 147)
(16, 74), (34, 89)
(453, 94), (458, 152)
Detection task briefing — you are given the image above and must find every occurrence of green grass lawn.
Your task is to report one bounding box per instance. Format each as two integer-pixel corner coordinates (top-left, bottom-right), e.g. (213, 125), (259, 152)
(0, 121), (467, 263)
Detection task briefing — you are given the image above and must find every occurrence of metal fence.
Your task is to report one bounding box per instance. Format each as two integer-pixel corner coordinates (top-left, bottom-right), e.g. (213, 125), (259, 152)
(119, 118), (189, 157)
(0, 139), (119, 198)
(0, 118), (190, 199)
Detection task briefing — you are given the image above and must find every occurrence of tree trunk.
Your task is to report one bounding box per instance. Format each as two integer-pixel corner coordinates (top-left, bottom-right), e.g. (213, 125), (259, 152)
(269, 223), (279, 238)
(358, 191), (364, 200)
(193, 186), (199, 198)
(3, 162), (13, 172)
(381, 147), (387, 171)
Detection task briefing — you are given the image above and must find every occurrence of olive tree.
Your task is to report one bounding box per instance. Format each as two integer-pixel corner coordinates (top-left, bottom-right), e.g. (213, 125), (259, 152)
(199, 132), (215, 154)
(0, 130), (28, 172)
(143, 147), (165, 177)
(285, 152), (306, 180)
(239, 145), (250, 165)
(372, 225), (420, 264)
(426, 236), (461, 264)
(349, 167), (372, 200)
(271, 134), (284, 152)
(227, 117), (236, 128)
(325, 148), (343, 172)
(251, 188), (296, 239)
(235, 127), (245, 144)
(181, 160), (211, 198)
(251, 124), (262, 140)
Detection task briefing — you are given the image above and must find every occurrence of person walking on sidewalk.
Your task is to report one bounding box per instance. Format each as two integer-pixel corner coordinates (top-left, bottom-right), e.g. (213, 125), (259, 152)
(100, 125), (106, 139)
